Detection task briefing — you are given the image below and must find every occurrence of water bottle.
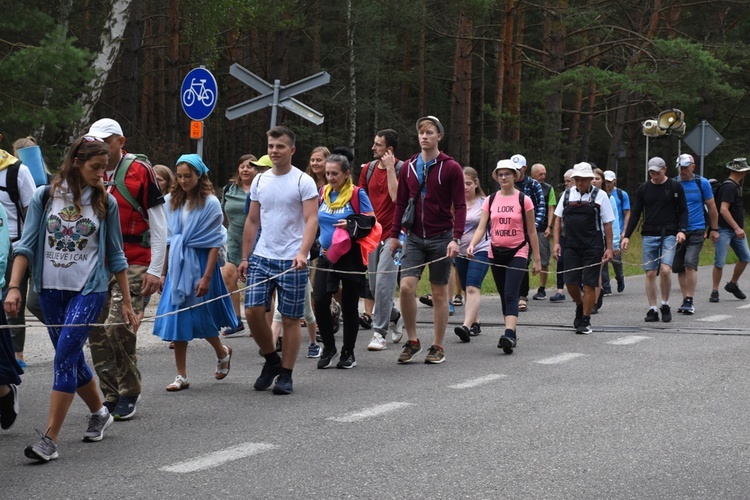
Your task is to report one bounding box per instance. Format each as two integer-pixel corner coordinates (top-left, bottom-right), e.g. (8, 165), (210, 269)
(393, 232), (406, 266)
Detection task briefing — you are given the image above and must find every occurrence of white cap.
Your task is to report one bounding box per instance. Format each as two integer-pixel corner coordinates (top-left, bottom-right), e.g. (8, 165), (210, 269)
(510, 154), (526, 167)
(87, 118), (123, 139)
(570, 162), (595, 179)
(492, 159), (521, 181)
(603, 170), (616, 182)
(676, 153), (694, 167)
(647, 157), (666, 171)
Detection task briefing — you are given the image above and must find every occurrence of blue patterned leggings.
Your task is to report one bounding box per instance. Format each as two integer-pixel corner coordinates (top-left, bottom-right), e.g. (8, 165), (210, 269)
(39, 289), (106, 393)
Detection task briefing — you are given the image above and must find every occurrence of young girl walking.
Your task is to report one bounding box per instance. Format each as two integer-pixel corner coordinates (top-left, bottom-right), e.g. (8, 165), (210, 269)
(154, 154), (237, 391)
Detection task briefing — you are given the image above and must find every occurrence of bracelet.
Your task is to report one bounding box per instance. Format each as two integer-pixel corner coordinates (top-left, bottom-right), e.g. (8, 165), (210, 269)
(7, 285), (19, 291)
(709, 228), (718, 233)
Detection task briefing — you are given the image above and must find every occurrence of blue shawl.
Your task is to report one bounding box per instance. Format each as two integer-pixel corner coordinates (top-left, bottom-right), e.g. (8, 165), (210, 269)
(166, 194), (226, 306)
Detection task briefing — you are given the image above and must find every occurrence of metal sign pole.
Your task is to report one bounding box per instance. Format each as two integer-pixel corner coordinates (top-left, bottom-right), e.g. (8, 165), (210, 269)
(699, 120), (706, 177)
(645, 136), (649, 182)
(270, 80), (281, 128)
(197, 138), (203, 158)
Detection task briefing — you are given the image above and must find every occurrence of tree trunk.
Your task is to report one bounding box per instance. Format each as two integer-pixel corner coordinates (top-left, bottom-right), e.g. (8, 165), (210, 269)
(542, 0), (566, 167)
(449, 10), (473, 165)
(507, 5), (524, 144)
(496, 0), (515, 141)
(166, 0), (180, 146)
(76, 0), (134, 137)
(347, 0), (357, 149)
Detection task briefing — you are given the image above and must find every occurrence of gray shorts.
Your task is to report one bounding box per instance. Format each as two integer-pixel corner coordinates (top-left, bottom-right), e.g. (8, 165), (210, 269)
(537, 230), (551, 267)
(400, 230), (453, 285)
(672, 230), (704, 273)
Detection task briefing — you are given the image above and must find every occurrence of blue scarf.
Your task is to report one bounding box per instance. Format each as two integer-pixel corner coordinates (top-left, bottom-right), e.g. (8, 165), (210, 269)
(165, 194), (226, 306)
(176, 154), (209, 176)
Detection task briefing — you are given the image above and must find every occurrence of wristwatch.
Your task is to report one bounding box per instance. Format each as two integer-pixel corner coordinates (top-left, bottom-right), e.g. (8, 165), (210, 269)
(709, 228), (718, 233)
(452, 238), (461, 245)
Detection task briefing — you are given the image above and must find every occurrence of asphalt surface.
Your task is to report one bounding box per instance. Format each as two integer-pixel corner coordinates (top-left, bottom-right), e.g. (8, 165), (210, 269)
(3, 264), (750, 499)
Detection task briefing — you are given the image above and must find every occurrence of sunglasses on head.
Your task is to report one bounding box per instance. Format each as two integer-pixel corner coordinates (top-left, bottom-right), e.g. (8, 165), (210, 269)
(73, 135), (106, 161)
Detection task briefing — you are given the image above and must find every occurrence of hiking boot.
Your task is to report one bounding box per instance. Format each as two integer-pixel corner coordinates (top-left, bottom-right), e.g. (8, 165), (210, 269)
(709, 290), (720, 303)
(424, 345), (445, 364)
(307, 342), (322, 358)
(113, 395), (141, 421)
(454, 325), (470, 343)
(497, 335), (517, 354)
(336, 349), (357, 369)
(576, 316), (593, 335)
(549, 292), (566, 302)
(0, 384), (19, 430)
(254, 360), (282, 390)
(532, 287), (546, 300)
(725, 282), (747, 300)
(83, 409), (114, 442)
(574, 303), (583, 329)
(469, 323), (481, 336)
(272, 373), (293, 395)
(677, 297), (695, 315)
(398, 340), (422, 363)
(317, 347), (338, 369)
(645, 309), (659, 322)
(367, 333), (387, 351)
(24, 432), (58, 462)
(660, 304), (672, 323)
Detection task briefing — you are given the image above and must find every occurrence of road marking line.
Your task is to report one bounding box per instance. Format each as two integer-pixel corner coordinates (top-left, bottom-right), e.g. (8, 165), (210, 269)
(448, 374), (506, 389)
(535, 353), (585, 365)
(697, 314), (733, 322)
(327, 402), (413, 423)
(160, 442), (278, 473)
(738, 304), (750, 310)
(608, 335), (651, 345)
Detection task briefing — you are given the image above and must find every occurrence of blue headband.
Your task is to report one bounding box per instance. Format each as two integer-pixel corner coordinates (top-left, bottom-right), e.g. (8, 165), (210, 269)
(176, 154), (209, 176)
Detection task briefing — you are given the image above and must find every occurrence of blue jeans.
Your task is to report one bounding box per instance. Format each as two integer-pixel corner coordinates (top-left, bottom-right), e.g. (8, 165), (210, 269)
(714, 227), (750, 268)
(642, 235), (677, 271)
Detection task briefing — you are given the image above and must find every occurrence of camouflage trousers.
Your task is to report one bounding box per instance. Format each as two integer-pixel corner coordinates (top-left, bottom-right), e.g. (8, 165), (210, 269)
(88, 265), (146, 403)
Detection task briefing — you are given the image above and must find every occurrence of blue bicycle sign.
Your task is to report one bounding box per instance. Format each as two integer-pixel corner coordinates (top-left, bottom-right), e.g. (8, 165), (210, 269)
(181, 67), (218, 121)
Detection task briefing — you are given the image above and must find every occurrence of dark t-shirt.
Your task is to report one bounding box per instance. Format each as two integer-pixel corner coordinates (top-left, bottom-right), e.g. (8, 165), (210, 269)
(717, 179), (744, 229)
(625, 179), (688, 238)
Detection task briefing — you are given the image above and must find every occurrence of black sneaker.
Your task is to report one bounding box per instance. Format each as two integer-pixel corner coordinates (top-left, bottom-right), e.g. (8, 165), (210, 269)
(497, 335), (517, 354)
(532, 287), (546, 300)
(469, 322), (481, 337)
(645, 309), (659, 322)
(660, 304), (672, 323)
(677, 297), (695, 315)
(317, 347), (338, 369)
(725, 282), (747, 300)
(358, 313), (372, 329)
(398, 340), (422, 363)
(617, 279), (625, 293)
(454, 325), (470, 343)
(573, 304), (583, 329)
(336, 349), (356, 369)
(254, 360), (282, 390)
(0, 384), (19, 430)
(113, 395), (141, 421)
(103, 399), (118, 414)
(709, 290), (720, 303)
(272, 373), (293, 395)
(602, 286), (612, 297)
(576, 316), (592, 335)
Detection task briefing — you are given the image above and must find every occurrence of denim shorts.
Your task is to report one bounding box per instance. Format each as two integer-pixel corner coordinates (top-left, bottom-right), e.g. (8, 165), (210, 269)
(714, 227), (750, 268)
(245, 255), (309, 319)
(642, 235), (677, 271)
(454, 251), (490, 289)
(400, 230), (453, 284)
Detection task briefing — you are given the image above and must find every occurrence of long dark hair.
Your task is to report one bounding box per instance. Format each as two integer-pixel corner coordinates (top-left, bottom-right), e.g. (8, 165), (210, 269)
(50, 136), (109, 217)
(170, 161), (215, 211)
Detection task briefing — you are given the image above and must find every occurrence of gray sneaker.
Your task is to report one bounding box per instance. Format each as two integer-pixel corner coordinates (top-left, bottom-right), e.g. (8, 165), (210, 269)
(390, 310), (404, 344)
(24, 432), (59, 462)
(83, 410), (114, 442)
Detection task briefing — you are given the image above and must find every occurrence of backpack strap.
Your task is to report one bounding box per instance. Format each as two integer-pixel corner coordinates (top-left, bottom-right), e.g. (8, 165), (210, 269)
(365, 159), (404, 186)
(616, 187), (624, 205)
(114, 153), (149, 219)
(0, 160), (24, 236)
(350, 186), (361, 214)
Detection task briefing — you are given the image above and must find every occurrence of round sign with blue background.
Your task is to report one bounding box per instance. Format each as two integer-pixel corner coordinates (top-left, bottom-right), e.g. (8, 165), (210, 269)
(181, 67), (218, 121)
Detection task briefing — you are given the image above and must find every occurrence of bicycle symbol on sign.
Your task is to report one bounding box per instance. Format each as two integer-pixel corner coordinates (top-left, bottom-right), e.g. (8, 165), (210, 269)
(182, 78), (215, 108)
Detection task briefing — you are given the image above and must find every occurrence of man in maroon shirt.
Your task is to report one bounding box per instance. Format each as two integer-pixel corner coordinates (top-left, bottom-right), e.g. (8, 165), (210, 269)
(389, 116), (466, 364)
(358, 129), (404, 351)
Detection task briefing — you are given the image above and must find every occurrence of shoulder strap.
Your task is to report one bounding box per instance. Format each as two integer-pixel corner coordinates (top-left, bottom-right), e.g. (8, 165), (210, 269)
(114, 153), (148, 219)
(365, 161), (378, 185)
(563, 187), (571, 208)
(616, 187), (623, 204)
(350, 186), (361, 214)
(486, 192), (497, 237)
(518, 190), (529, 243)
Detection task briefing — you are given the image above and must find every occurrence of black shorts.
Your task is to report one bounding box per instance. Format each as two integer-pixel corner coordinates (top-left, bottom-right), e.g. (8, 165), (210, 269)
(563, 246), (603, 288)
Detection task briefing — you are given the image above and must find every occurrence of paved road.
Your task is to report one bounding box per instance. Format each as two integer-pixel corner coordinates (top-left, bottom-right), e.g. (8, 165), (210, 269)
(3, 265), (749, 499)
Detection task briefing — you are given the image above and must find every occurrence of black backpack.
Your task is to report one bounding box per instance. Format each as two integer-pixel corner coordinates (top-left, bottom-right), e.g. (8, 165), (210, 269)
(0, 160), (25, 236)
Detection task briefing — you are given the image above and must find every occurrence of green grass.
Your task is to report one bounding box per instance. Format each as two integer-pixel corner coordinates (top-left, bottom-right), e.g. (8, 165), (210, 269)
(416, 222), (749, 296)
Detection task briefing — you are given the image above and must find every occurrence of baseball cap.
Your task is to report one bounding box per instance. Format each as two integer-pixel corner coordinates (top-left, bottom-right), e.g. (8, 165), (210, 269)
(492, 159), (521, 182)
(603, 170), (616, 182)
(250, 155), (273, 170)
(415, 116), (444, 135)
(326, 227), (352, 264)
(510, 154), (527, 167)
(570, 162), (594, 178)
(647, 157), (666, 171)
(87, 118), (123, 139)
(676, 153), (694, 167)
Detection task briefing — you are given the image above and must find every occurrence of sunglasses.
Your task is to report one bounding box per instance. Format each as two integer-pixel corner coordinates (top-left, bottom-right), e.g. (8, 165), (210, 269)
(73, 135), (105, 160)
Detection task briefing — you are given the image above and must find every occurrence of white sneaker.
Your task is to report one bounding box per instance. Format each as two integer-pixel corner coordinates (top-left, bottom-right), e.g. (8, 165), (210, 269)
(367, 332), (387, 351)
(390, 312), (404, 344)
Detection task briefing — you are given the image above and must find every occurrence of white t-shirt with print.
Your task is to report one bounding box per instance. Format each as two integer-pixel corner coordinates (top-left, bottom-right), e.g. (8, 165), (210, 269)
(42, 185), (101, 292)
(250, 167), (317, 260)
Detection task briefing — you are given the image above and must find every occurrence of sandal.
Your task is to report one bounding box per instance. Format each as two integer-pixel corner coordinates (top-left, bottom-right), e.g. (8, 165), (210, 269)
(166, 375), (189, 391)
(452, 294), (464, 307)
(215, 346), (232, 380)
(419, 294), (434, 307)
(518, 298), (528, 312)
